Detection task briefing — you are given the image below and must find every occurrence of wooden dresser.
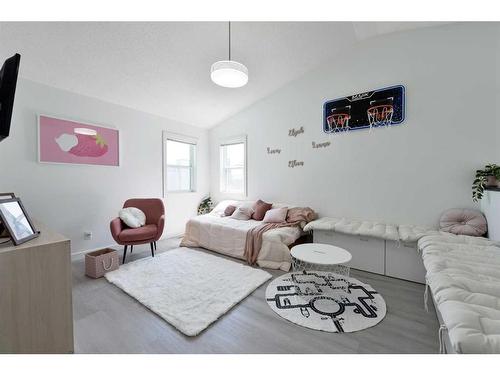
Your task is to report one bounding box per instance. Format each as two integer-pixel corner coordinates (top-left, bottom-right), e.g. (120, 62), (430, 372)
(0, 221), (74, 353)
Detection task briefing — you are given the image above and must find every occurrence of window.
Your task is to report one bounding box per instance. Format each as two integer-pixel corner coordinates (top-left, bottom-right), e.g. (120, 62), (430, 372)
(164, 133), (196, 193)
(220, 137), (246, 195)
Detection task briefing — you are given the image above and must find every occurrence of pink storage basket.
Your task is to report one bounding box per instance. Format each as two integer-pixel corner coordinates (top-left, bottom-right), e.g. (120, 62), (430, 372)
(85, 248), (119, 278)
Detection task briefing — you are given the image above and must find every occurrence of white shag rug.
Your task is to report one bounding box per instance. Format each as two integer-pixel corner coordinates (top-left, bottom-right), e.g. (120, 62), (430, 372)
(105, 248), (272, 336)
(266, 270), (386, 333)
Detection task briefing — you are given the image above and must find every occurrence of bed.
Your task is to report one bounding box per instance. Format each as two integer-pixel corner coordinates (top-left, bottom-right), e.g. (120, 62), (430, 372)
(180, 200), (304, 271)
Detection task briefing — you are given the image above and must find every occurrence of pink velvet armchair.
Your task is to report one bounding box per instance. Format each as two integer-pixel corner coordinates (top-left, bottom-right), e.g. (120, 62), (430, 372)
(110, 198), (165, 264)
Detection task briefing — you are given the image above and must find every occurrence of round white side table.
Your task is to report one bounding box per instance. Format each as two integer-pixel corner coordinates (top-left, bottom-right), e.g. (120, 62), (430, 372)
(290, 243), (352, 293)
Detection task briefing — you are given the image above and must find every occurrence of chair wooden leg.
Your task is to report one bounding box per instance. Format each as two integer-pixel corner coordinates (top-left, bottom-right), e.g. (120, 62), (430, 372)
(150, 242), (155, 257)
(122, 245), (128, 264)
(130, 245), (133, 253)
(154, 241), (157, 251)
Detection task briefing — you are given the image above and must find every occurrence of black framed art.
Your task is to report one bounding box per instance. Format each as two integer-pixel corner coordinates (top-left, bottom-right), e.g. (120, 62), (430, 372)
(323, 85), (406, 133)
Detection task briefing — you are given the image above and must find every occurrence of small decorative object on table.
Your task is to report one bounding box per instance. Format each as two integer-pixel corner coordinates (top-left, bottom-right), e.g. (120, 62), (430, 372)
(85, 248), (119, 278)
(472, 163), (500, 202)
(197, 197), (214, 215)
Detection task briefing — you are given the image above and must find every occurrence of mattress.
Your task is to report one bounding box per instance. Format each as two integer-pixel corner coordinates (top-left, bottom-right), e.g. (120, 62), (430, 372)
(180, 213), (301, 271)
(418, 232), (500, 353)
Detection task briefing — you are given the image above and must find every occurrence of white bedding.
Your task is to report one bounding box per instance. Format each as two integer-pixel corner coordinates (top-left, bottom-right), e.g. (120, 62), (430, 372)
(419, 233), (500, 353)
(181, 212), (301, 271)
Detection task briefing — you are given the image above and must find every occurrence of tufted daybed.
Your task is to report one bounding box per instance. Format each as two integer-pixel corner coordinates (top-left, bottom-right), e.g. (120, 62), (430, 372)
(418, 232), (500, 353)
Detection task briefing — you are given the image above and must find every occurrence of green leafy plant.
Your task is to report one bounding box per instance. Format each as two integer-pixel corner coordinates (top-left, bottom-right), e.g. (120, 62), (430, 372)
(472, 164), (500, 202)
(197, 197), (214, 215)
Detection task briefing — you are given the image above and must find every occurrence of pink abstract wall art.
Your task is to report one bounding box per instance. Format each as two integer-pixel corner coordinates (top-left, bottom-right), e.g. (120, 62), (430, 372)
(38, 115), (119, 166)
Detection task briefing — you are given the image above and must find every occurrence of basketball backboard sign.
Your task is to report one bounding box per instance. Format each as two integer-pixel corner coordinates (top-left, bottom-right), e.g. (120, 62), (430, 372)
(323, 85), (405, 133)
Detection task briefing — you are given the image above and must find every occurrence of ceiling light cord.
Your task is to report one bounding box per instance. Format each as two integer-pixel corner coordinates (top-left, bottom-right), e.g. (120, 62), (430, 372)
(210, 20), (248, 88)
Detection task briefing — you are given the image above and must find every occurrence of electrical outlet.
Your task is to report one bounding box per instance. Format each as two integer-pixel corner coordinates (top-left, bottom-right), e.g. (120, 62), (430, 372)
(84, 231), (92, 240)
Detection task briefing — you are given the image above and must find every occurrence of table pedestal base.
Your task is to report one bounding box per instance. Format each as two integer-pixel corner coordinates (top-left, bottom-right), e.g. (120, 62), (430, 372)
(291, 256), (350, 294)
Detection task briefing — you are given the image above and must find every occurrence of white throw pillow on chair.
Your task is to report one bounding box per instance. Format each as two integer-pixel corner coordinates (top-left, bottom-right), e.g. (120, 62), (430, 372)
(119, 207), (146, 228)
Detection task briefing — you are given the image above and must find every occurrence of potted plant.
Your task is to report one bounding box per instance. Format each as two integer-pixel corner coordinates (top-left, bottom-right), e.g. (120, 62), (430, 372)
(472, 163), (500, 202)
(197, 197), (214, 215)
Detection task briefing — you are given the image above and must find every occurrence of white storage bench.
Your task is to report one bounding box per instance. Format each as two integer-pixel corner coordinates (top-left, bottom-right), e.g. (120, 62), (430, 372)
(314, 231), (385, 274)
(304, 218), (436, 284)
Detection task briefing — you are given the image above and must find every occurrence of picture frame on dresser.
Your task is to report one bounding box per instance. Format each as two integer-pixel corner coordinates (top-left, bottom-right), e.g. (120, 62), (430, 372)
(0, 197), (39, 245)
(0, 192), (16, 238)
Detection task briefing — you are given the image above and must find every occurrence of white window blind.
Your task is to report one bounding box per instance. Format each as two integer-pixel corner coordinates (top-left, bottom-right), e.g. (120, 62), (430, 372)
(164, 135), (196, 193)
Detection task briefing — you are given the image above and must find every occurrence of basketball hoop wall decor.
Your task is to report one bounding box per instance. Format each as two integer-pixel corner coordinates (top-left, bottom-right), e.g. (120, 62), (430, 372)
(323, 85), (405, 134)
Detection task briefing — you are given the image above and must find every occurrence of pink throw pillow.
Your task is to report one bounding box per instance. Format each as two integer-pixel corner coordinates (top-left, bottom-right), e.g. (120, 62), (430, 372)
(252, 199), (273, 221)
(263, 207), (288, 223)
(224, 205), (237, 216)
(231, 206), (254, 220)
(439, 208), (487, 236)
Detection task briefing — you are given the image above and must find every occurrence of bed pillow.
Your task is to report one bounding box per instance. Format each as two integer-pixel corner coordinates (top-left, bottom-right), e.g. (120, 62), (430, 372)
(252, 199), (273, 221)
(119, 207), (146, 228)
(231, 206), (254, 220)
(224, 205), (237, 216)
(263, 207), (288, 223)
(211, 200), (238, 215)
(439, 208), (487, 237)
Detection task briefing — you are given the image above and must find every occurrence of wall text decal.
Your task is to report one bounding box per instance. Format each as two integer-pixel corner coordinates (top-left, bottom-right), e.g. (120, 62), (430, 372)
(288, 126), (304, 137)
(312, 141), (331, 149)
(267, 147), (281, 154)
(288, 160), (304, 168)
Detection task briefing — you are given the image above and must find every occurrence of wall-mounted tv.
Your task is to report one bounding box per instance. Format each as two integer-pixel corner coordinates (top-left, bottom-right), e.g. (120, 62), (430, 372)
(0, 53), (21, 142)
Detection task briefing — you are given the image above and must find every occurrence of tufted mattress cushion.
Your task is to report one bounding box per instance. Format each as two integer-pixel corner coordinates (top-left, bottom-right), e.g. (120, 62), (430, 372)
(398, 224), (440, 242)
(419, 232), (500, 353)
(439, 208), (487, 237)
(304, 217), (399, 241)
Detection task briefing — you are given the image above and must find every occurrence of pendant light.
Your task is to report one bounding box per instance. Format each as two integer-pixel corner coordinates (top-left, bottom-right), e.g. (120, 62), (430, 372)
(211, 22), (248, 88)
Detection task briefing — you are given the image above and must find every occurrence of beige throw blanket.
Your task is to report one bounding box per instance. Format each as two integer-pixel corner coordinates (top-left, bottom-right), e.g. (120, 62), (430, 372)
(244, 207), (317, 265)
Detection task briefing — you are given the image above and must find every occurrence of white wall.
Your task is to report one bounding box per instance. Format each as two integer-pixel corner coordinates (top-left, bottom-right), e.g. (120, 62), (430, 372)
(0, 79), (209, 253)
(209, 23), (499, 226)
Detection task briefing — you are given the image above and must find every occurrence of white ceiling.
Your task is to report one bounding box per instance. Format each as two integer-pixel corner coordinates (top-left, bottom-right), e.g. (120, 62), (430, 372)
(0, 22), (445, 128)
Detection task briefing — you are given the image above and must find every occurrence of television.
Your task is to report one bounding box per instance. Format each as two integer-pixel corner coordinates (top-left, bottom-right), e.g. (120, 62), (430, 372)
(0, 53), (21, 142)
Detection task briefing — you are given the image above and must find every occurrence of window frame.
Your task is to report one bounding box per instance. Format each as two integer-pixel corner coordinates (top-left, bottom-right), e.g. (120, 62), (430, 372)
(162, 131), (198, 196)
(219, 135), (247, 197)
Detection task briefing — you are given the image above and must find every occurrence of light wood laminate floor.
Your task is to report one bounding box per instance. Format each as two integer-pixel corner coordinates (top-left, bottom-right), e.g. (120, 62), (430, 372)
(72, 239), (439, 353)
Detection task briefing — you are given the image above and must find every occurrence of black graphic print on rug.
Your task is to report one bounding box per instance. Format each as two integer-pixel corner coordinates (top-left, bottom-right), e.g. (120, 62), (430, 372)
(265, 271), (386, 333)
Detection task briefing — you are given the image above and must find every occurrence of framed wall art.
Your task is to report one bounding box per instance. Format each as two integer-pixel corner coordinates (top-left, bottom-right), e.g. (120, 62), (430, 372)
(323, 85), (405, 133)
(38, 114), (119, 166)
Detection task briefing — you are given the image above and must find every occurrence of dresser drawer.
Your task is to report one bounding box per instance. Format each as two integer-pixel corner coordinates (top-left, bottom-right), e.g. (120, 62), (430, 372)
(313, 230), (385, 274)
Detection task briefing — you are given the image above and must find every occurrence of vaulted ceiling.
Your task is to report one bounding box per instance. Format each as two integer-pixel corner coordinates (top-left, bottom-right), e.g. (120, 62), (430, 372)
(0, 22), (445, 128)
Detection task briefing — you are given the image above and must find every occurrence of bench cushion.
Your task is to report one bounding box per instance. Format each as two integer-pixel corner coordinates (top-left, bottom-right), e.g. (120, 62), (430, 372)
(304, 217), (399, 241)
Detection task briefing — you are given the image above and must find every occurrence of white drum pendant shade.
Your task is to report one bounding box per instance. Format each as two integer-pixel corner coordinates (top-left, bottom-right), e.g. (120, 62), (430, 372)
(211, 60), (248, 88)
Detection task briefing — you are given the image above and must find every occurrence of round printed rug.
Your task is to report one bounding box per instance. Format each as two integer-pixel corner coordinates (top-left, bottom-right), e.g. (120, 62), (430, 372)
(265, 270), (386, 333)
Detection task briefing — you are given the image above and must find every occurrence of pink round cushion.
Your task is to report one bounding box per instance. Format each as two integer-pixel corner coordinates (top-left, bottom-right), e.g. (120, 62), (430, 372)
(439, 208), (487, 237)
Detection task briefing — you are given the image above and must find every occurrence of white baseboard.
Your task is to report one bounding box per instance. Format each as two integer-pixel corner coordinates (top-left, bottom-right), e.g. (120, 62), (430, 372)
(71, 244), (117, 260)
(70, 234), (184, 261)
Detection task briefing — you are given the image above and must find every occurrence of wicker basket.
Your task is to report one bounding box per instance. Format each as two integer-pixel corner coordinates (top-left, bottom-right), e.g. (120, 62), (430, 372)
(85, 248), (119, 278)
